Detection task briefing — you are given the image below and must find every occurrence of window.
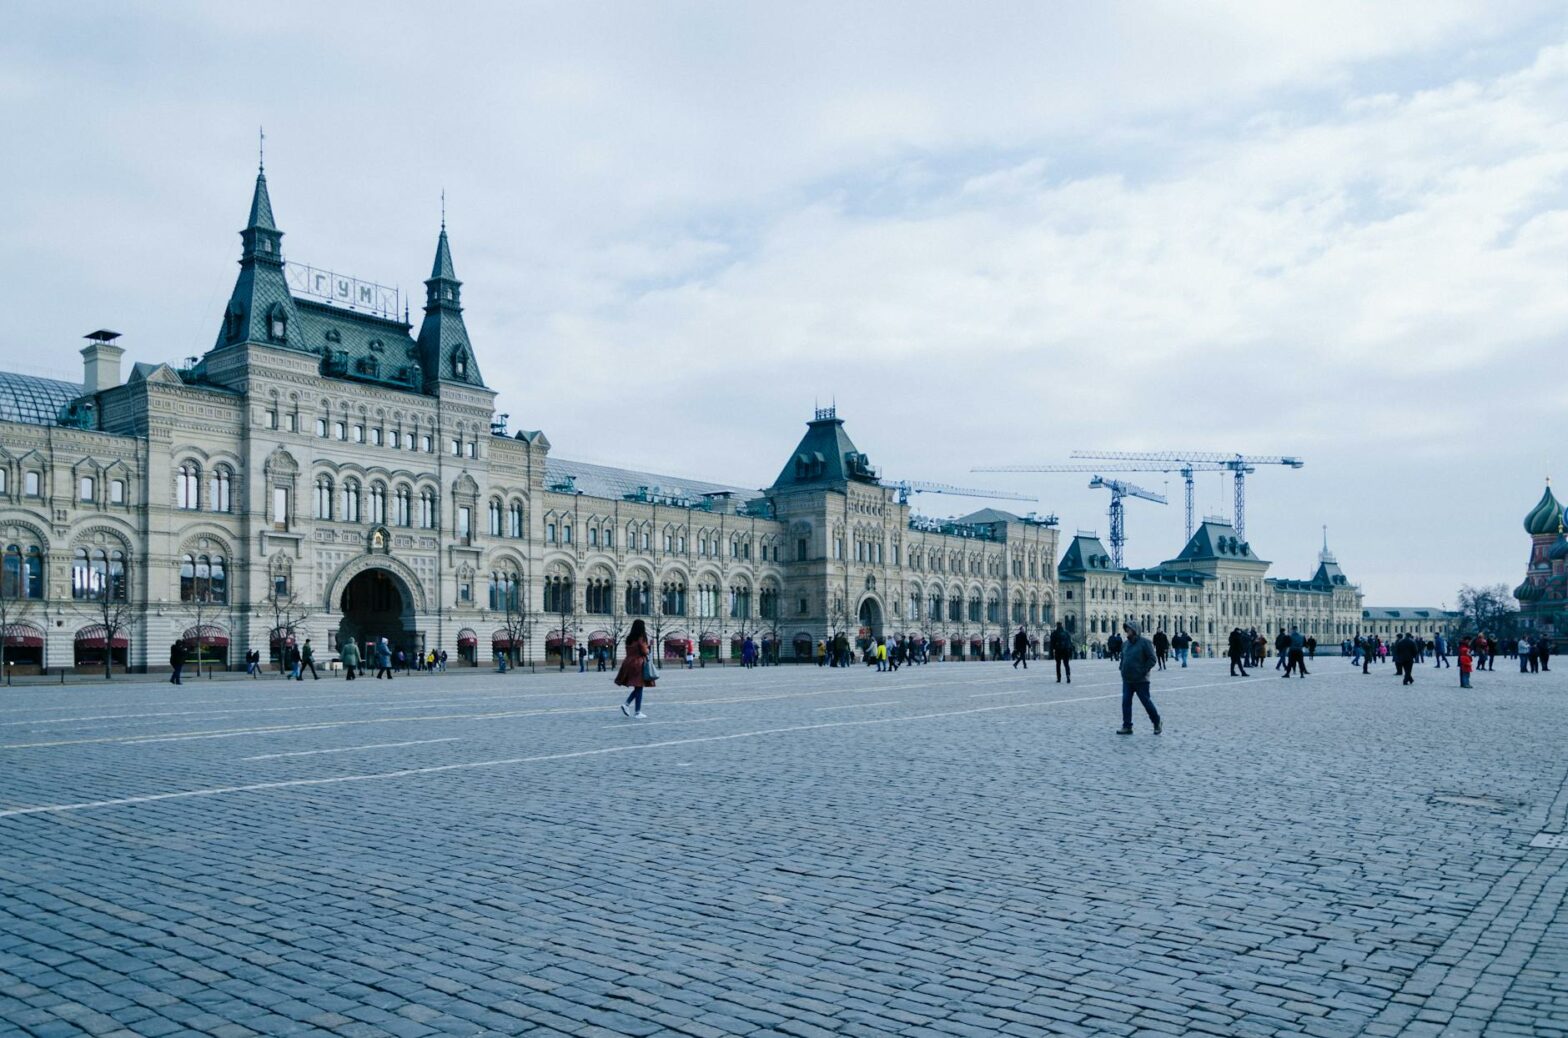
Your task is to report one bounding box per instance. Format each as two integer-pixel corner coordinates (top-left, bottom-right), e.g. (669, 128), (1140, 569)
(421, 435), (433, 453)
(21, 471), (37, 496)
(342, 481), (361, 523)
(696, 584), (720, 619)
(547, 522), (557, 544)
(334, 422), (346, 441)
(79, 476), (95, 502)
(314, 477), (333, 520)
(544, 574), (573, 614)
(264, 410), (277, 429)
(588, 527), (598, 547)
(508, 504), (524, 538)
(452, 439), (462, 457)
(562, 524), (572, 545)
(603, 526), (614, 548)
(394, 486), (411, 526)
(488, 572), (521, 611)
(274, 574), (289, 598)
(488, 501), (502, 537)
(457, 506), (472, 543)
(624, 579), (650, 615)
(728, 586), (751, 619)
(369, 484), (386, 525)
(110, 479), (124, 504)
(661, 582), (687, 616)
(459, 582), (472, 604)
(391, 430), (402, 449)
(664, 532), (673, 552)
(419, 489), (436, 529)
(180, 553), (227, 603)
(285, 413), (297, 433)
(371, 428), (383, 446)
(272, 486), (289, 527)
(641, 529), (650, 550)
(269, 311), (286, 341)
(353, 425), (364, 443)
(209, 468), (232, 512)
(586, 578), (613, 615)
(797, 538), (807, 561)
(177, 464), (199, 509)
(0, 469), (6, 494)
(833, 537), (843, 560)
(466, 441), (477, 459)
(72, 548), (126, 601)
(760, 588), (778, 619)
(2, 545), (44, 599)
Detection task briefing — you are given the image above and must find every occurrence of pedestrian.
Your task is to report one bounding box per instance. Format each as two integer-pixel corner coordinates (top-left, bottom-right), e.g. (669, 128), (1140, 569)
(1275, 629), (1290, 671)
(1537, 634), (1553, 672)
(244, 648), (261, 677)
(1049, 622), (1073, 683)
(1520, 635), (1533, 673)
(375, 637), (394, 680)
(1172, 629), (1190, 668)
(438, 648), (447, 672)
(1228, 627), (1249, 676)
(1458, 638), (1473, 689)
(300, 639), (320, 680)
(1152, 628), (1169, 671)
(1012, 626), (1029, 669)
(1362, 636), (1374, 675)
(1393, 632), (1417, 685)
(1105, 630), (1123, 662)
(1305, 636), (1317, 659)
(616, 618), (656, 719)
(1285, 627), (1308, 678)
(1115, 623), (1162, 736)
(169, 640), (185, 685)
(395, 648), (406, 673)
(340, 638), (360, 679)
(287, 642), (303, 680)
(1433, 631), (1450, 668)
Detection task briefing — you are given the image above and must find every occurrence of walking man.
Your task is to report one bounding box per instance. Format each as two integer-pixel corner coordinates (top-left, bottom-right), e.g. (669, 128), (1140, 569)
(1275, 629), (1290, 671)
(299, 639), (320, 680)
(375, 636), (394, 680)
(1049, 622), (1073, 683)
(1228, 627), (1249, 676)
(1152, 628), (1170, 671)
(1433, 631), (1450, 668)
(1172, 629), (1190, 667)
(340, 638), (359, 680)
(1285, 627), (1308, 678)
(169, 640), (185, 685)
(1393, 632), (1417, 685)
(1115, 623), (1162, 736)
(1012, 626), (1029, 669)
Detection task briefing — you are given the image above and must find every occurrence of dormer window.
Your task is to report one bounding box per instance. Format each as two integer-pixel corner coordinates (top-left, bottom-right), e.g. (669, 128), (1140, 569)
(369, 339), (384, 352)
(325, 329), (341, 343)
(261, 238), (272, 253)
(453, 350), (467, 377)
(225, 305), (245, 342)
(266, 305), (287, 343)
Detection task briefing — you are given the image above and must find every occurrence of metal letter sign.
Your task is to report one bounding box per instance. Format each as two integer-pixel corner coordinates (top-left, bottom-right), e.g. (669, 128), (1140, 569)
(286, 262), (400, 320)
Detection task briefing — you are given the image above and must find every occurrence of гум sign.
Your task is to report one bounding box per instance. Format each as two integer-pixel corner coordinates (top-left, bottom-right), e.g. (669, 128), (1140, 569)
(285, 262), (399, 319)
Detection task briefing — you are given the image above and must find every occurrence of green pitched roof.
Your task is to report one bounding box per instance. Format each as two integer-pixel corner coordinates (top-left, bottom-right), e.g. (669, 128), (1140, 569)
(1169, 519), (1267, 564)
(296, 301), (424, 390)
(213, 170), (300, 353)
(1059, 533), (1117, 574)
(771, 411), (879, 490)
(247, 171), (276, 231)
(414, 226), (486, 391)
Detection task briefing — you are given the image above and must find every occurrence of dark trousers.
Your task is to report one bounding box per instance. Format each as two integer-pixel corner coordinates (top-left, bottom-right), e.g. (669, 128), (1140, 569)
(1013, 650), (1026, 669)
(376, 666), (392, 679)
(1155, 650), (1167, 670)
(169, 663), (183, 685)
(1229, 653), (1247, 675)
(1540, 652), (1550, 672)
(298, 661), (318, 680)
(1286, 649), (1307, 676)
(1434, 652), (1449, 667)
(345, 666), (356, 680)
(1398, 661), (1414, 684)
(1054, 652), (1071, 682)
(1121, 680), (1160, 728)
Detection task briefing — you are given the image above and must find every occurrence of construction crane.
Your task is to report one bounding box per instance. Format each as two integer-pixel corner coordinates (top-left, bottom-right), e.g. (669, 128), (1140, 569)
(884, 479), (1037, 508)
(1088, 477), (1166, 568)
(1070, 451), (1303, 542)
(976, 461), (1210, 540)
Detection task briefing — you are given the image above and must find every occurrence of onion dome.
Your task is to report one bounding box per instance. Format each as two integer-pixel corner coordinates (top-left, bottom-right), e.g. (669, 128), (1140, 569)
(1524, 483), (1563, 536)
(1515, 580), (1543, 603)
(1550, 533), (1568, 562)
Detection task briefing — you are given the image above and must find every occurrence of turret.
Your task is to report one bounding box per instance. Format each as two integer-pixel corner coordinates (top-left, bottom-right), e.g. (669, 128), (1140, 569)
(414, 218), (485, 391)
(213, 164), (300, 351)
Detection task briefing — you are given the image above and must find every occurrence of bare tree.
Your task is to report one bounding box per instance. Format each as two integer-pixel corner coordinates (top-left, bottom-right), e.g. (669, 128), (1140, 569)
(0, 580), (33, 686)
(91, 580), (134, 680)
(498, 574), (532, 670)
(1457, 584), (1519, 639)
(263, 585), (311, 675)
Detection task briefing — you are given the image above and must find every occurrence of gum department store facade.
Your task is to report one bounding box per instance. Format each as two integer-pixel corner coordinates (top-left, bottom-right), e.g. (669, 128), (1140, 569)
(0, 171), (1431, 672)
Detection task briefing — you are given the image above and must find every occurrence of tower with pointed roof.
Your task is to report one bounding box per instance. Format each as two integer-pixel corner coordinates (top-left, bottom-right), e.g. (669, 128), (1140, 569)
(1516, 481), (1565, 630)
(414, 219), (485, 392)
(213, 163), (300, 353)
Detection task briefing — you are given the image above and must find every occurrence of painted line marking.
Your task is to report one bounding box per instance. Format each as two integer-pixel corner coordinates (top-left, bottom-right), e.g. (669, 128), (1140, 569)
(241, 738), (462, 761)
(812, 701), (900, 712)
(604, 716), (720, 728)
(0, 676), (1264, 819)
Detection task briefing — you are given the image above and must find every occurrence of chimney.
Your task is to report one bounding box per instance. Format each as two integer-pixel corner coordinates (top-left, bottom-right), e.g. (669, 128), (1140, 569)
(81, 330), (124, 394)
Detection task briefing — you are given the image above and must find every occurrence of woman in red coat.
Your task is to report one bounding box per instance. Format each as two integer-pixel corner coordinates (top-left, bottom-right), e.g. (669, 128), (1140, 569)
(616, 618), (656, 718)
(1457, 638), (1473, 689)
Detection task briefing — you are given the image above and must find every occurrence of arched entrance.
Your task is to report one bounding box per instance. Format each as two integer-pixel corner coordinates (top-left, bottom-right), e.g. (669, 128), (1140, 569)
(338, 568), (417, 664)
(858, 597), (883, 646)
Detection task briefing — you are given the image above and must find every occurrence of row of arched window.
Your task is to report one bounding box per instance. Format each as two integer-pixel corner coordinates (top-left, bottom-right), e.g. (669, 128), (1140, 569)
(486, 500), (526, 538)
(313, 477), (436, 529)
(179, 554), (228, 604)
(177, 464), (233, 512)
(71, 549), (127, 601)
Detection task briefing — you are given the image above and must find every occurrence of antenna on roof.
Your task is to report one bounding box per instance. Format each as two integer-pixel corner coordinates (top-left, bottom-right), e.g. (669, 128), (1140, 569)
(258, 126), (265, 173)
(440, 188), (446, 230)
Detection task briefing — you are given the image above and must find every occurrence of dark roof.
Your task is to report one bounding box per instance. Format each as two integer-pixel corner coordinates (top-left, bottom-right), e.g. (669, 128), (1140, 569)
(771, 411), (879, 490)
(297, 300), (424, 390)
(545, 457), (762, 505)
(1362, 607), (1459, 621)
(1169, 519), (1267, 564)
(954, 508), (1021, 525)
(1125, 567), (1206, 586)
(1059, 533), (1118, 573)
(0, 371), (82, 426)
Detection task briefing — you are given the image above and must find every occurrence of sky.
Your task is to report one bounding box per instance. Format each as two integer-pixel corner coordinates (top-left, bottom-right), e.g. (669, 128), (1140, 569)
(2, 1), (1566, 606)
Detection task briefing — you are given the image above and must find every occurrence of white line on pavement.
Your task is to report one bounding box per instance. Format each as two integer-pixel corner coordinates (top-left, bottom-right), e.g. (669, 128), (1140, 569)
(0, 676), (1264, 819)
(241, 738), (462, 761)
(811, 701), (901, 712)
(604, 716), (720, 728)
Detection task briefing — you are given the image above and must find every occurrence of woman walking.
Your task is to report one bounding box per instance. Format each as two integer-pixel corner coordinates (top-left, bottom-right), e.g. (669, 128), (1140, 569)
(340, 638), (360, 680)
(615, 618), (656, 718)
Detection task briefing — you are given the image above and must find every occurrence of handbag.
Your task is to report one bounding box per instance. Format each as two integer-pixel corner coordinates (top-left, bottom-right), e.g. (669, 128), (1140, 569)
(642, 658), (660, 682)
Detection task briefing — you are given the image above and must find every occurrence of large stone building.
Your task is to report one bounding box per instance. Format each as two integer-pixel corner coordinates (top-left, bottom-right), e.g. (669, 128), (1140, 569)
(0, 168), (1066, 672)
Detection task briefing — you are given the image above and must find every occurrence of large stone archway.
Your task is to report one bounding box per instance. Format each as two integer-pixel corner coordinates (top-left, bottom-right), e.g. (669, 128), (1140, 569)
(858, 595), (883, 644)
(337, 567), (418, 662)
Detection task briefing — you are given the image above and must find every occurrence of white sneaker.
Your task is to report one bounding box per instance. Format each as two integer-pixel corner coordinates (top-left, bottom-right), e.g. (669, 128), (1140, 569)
(620, 703), (630, 717)
(635, 712), (647, 719)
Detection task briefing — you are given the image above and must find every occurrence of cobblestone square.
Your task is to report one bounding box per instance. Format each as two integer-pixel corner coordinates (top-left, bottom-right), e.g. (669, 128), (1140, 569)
(1, 657), (1565, 1037)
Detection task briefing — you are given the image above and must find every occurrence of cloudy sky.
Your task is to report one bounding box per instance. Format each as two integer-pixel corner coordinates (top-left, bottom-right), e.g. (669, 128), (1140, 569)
(3, 2), (1565, 606)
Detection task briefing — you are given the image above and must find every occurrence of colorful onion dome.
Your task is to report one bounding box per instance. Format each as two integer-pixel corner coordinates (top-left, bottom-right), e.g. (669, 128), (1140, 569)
(1524, 483), (1563, 536)
(1550, 533), (1568, 562)
(1515, 580), (1544, 602)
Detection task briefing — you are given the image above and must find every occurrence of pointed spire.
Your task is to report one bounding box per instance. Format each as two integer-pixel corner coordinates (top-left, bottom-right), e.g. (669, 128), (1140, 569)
(430, 226), (456, 281)
(247, 170), (277, 232)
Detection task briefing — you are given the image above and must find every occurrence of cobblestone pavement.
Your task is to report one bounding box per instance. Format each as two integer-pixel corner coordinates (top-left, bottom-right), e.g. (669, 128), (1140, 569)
(1, 655), (1564, 1037)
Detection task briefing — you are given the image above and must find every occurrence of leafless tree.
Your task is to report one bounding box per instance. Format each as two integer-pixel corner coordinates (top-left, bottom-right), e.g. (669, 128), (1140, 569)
(91, 583), (134, 680)
(1457, 583), (1519, 639)
(498, 575), (532, 670)
(263, 586), (311, 675)
(0, 581), (32, 685)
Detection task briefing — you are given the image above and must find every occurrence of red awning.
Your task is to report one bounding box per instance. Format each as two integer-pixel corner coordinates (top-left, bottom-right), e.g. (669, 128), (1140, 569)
(931, 637), (947, 646)
(970, 637), (984, 646)
(545, 635), (575, 649)
(75, 634), (129, 649)
(457, 629), (478, 647)
(1, 624), (44, 648)
(700, 634), (720, 647)
(182, 634), (230, 647)
(492, 634), (517, 648)
(588, 634), (612, 648)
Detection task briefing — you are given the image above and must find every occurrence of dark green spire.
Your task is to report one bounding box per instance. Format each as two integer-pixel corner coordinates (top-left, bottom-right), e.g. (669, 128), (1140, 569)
(214, 167), (299, 351)
(415, 220), (484, 390)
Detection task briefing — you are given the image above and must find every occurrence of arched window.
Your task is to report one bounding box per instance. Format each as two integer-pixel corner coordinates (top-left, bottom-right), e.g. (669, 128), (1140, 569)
(177, 463), (200, 510)
(624, 579), (650, 616)
(728, 585), (751, 619)
(543, 573), (573, 614)
(394, 485), (411, 527)
(586, 577), (614, 615)
(267, 305), (287, 343)
(208, 467), (232, 512)
(759, 587), (778, 620)
(488, 571), (520, 612)
(419, 489), (436, 529)
(488, 500), (502, 537)
(180, 553), (228, 604)
(314, 476), (333, 520)
(508, 503), (524, 538)
(79, 476), (95, 502)
(342, 480), (361, 523)
(369, 483), (386, 525)
(660, 581), (687, 616)
(72, 548), (91, 599)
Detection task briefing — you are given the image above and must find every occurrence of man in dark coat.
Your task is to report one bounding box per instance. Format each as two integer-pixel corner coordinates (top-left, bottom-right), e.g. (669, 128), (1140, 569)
(1012, 626), (1029, 669)
(169, 641), (186, 685)
(1049, 622), (1073, 683)
(1152, 629), (1170, 670)
(1392, 632), (1418, 685)
(1105, 631), (1123, 661)
(1228, 628), (1249, 676)
(1115, 623), (1161, 736)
